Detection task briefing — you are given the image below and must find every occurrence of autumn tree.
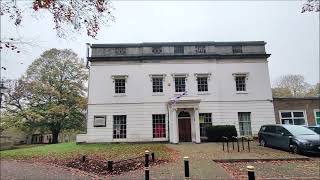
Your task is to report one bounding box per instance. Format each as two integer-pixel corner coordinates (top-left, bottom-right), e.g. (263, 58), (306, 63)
(3, 49), (88, 143)
(306, 83), (320, 97)
(272, 74), (311, 97)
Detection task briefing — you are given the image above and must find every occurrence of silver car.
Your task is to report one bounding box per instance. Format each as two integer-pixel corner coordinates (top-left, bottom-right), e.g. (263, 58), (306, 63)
(258, 124), (320, 154)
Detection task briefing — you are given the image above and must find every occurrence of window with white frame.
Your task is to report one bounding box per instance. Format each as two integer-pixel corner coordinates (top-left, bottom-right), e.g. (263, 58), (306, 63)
(238, 112), (252, 136)
(235, 75), (247, 92)
(174, 76), (186, 92)
(93, 115), (106, 127)
(280, 111), (306, 125)
(195, 45), (206, 53)
(152, 114), (166, 138)
(197, 76), (208, 92)
(199, 113), (212, 137)
(315, 110), (320, 125)
(113, 115), (126, 139)
(112, 75), (127, 94)
(152, 77), (163, 93)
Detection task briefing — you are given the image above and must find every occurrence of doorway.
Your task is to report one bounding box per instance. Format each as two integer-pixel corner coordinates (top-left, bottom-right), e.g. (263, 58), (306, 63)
(178, 111), (192, 142)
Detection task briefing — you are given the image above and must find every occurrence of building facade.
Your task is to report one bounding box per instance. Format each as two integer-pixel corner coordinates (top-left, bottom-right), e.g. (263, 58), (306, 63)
(76, 41), (276, 143)
(273, 97), (320, 126)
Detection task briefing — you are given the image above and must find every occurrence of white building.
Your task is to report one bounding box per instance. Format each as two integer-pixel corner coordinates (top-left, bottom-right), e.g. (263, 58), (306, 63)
(77, 41), (276, 143)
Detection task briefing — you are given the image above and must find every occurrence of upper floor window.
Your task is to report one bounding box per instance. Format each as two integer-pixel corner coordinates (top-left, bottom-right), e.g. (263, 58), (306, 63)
(280, 111), (306, 125)
(115, 47), (126, 55)
(197, 76), (208, 92)
(112, 75), (128, 94)
(152, 47), (162, 54)
(174, 46), (184, 54)
(195, 45), (206, 53)
(152, 77), (163, 93)
(174, 76), (186, 92)
(233, 73), (248, 92)
(232, 46), (243, 54)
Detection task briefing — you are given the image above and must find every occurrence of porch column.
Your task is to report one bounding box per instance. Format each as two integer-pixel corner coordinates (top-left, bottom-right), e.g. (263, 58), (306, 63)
(172, 108), (179, 143)
(194, 108), (201, 143)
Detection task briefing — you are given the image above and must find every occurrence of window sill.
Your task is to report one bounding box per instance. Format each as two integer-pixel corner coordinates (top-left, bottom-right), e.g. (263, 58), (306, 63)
(113, 94), (127, 97)
(236, 91), (248, 94)
(198, 92), (210, 95)
(152, 93), (165, 96)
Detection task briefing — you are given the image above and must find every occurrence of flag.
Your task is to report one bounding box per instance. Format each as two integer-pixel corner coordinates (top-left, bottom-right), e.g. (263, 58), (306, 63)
(170, 91), (187, 105)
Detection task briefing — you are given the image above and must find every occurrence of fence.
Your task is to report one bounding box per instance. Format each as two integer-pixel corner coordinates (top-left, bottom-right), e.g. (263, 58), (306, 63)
(222, 136), (253, 153)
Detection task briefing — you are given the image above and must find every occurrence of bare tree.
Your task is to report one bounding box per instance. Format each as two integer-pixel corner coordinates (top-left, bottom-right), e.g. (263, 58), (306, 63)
(274, 74), (311, 97)
(302, 0), (320, 13)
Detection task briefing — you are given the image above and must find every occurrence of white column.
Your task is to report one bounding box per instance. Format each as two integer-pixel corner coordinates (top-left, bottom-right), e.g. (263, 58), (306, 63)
(172, 108), (179, 144)
(194, 108), (201, 143)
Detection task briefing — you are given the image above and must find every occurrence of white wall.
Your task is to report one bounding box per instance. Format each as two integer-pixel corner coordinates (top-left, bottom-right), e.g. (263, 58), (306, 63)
(77, 58), (275, 143)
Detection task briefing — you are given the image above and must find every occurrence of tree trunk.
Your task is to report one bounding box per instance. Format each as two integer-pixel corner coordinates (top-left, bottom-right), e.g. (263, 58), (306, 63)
(51, 130), (60, 144)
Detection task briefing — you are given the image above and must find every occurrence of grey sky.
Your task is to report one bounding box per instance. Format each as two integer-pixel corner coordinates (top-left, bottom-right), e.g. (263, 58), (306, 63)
(1, 1), (319, 86)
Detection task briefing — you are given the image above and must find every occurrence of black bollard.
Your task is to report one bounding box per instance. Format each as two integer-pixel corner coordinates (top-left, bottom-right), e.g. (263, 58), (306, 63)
(232, 139), (235, 150)
(107, 161), (113, 171)
(237, 137), (240, 152)
(247, 137), (250, 152)
(242, 137), (245, 150)
(222, 141), (225, 151)
(151, 152), (155, 162)
(247, 165), (255, 180)
(145, 150), (150, 180)
(82, 155), (86, 163)
(184, 156), (190, 180)
(226, 138), (229, 153)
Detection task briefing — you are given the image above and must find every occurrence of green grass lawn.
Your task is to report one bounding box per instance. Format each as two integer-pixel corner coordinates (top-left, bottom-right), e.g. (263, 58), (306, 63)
(0, 142), (174, 161)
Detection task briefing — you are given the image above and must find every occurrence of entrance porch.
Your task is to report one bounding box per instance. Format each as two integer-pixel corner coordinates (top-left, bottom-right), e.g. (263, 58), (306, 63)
(168, 96), (201, 143)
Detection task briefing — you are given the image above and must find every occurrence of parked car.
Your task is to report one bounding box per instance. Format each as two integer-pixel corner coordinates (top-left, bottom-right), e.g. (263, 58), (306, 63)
(258, 124), (320, 154)
(308, 126), (320, 134)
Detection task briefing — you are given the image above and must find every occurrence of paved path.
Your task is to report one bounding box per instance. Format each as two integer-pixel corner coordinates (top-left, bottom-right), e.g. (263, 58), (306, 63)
(114, 143), (233, 180)
(0, 160), (94, 180)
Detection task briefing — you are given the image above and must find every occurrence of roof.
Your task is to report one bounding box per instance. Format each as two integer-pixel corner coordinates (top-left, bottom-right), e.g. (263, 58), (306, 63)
(90, 41), (267, 48)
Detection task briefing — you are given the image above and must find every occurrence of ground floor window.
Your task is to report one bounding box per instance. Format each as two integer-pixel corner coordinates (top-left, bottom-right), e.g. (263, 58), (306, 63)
(153, 114), (166, 138)
(199, 113), (212, 137)
(238, 112), (252, 136)
(280, 111), (306, 125)
(314, 110), (320, 125)
(113, 115), (126, 139)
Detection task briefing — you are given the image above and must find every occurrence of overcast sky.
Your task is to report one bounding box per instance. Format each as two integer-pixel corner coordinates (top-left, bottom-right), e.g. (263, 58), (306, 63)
(1, 1), (319, 86)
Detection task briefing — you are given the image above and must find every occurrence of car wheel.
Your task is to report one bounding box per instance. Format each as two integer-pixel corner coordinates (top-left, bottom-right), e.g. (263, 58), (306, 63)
(291, 144), (300, 154)
(260, 139), (267, 147)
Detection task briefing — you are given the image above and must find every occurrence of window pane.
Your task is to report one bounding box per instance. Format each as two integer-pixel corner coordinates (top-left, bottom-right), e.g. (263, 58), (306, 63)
(199, 113), (212, 137)
(281, 112), (292, 118)
(293, 112), (304, 118)
(153, 114), (166, 138)
(293, 118), (306, 125)
(282, 119), (293, 125)
(316, 117), (320, 125)
(113, 115), (127, 139)
(197, 77), (208, 92)
(235, 76), (246, 91)
(174, 46), (184, 54)
(175, 77), (186, 92)
(238, 112), (252, 136)
(152, 77), (163, 93)
(115, 79), (126, 94)
(316, 112), (320, 118)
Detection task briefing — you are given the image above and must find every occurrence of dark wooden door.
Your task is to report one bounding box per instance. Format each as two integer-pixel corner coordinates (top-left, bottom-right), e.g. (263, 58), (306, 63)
(178, 118), (191, 142)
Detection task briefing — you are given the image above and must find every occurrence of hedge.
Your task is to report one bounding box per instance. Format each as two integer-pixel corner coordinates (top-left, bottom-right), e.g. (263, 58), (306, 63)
(205, 125), (237, 142)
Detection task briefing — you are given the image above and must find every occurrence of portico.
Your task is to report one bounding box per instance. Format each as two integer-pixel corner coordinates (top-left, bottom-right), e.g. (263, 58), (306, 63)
(168, 96), (201, 144)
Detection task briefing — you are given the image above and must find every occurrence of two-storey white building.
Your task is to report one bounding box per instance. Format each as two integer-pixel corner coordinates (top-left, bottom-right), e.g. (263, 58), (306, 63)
(76, 41), (276, 143)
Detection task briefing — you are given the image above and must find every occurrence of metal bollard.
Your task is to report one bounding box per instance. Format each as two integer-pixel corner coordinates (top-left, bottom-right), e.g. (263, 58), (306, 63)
(247, 165), (255, 180)
(107, 160), (113, 171)
(222, 141), (225, 151)
(242, 137), (245, 150)
(226, 138), (229, 153)
(82, 155), (86, 163)
(232, 139), (235, 150)
(151, 152), (155, 162)
(247, 137), (251, 152)
(184, 156), (190, 180)
(145, 150), (150, 180)
(237, 137), (240, 152)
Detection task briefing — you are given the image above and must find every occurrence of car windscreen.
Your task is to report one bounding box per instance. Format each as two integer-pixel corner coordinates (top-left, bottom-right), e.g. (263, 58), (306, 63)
(284, 125), (317, 135)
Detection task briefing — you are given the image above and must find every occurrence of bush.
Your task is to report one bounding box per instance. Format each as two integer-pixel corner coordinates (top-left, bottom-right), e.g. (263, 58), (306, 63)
(206, 125), (237, 142)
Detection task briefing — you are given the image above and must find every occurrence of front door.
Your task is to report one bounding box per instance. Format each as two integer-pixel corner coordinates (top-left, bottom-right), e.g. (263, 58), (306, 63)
(178, 118), (192, 142)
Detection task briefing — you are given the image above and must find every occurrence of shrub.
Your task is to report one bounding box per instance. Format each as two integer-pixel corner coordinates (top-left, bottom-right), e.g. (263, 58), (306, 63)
(205, 125), (237, 142)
